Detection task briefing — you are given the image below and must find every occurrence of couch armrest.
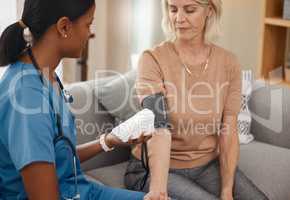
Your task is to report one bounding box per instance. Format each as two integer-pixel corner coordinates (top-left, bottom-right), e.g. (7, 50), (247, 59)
(250, 80), (290, 149)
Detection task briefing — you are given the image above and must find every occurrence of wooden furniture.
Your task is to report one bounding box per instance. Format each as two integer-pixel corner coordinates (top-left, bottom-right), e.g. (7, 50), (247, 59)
(77, 34), (95, 81)
(260, 0), (290, 83)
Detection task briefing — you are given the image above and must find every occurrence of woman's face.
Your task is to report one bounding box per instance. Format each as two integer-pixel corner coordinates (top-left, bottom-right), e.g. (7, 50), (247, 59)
(167, 0), (211, 41)
(64, 4), (96, 58)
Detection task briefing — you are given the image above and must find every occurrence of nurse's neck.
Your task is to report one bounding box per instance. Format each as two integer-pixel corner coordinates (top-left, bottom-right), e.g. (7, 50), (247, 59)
(19, 35), (62, 84)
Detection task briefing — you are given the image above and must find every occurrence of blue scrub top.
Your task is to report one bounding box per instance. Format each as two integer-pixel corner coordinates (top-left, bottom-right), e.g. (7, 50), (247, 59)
(0, 62), (100, 199)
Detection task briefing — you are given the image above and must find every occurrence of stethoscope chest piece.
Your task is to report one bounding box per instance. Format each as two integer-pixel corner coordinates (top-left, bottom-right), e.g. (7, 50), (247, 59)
(63, 89), (74, 104)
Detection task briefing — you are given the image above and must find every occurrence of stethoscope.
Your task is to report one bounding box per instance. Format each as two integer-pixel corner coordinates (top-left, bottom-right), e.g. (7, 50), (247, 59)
(27, 48), (80, 200)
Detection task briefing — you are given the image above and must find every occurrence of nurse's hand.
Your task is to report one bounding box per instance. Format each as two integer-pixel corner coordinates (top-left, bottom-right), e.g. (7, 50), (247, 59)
(105, 132), (152, 148)
(78, 116), (153, 162)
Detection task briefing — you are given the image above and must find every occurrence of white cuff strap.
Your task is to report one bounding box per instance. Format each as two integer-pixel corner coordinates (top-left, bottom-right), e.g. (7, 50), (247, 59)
(111, 109), (155, 143)
(100, 134), (115, 152)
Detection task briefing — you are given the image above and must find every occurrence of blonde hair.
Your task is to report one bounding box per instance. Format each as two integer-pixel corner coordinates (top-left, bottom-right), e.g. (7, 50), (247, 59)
(161, 0), (222, 41)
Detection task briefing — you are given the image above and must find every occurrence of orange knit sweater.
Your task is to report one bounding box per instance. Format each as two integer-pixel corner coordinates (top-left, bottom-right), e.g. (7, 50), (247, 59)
(132, 41), (241, 169)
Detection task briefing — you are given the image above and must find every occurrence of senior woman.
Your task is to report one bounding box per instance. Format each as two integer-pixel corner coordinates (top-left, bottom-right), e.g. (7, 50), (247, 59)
(124, 0), (269, 200)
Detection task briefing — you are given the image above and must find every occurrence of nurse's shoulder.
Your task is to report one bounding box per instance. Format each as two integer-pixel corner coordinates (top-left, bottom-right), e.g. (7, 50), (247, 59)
(2, 61), (44, 90)
(0, 61), (52, 119)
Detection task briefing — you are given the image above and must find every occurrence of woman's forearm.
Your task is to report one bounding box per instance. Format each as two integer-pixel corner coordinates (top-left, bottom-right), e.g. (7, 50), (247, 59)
(219, 136), (239, 193)
(219, 116), (239, 197)
(148, 129), (172, 193)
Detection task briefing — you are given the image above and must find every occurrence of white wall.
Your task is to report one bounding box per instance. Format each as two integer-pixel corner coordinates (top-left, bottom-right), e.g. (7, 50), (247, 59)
(0, 0), (17, 76)
(0, 1), (17, 34)
(215, 0), (264, 76)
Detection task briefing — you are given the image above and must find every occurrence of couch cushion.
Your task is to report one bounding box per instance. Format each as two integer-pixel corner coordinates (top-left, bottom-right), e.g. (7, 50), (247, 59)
(67, 79), (116, 142)
(67, 78), (131, 171)
(97, 70), (141, 122)
(85, 162), (128, 189)
(249, 80), (290, 149)
(239, 140), (290, 200)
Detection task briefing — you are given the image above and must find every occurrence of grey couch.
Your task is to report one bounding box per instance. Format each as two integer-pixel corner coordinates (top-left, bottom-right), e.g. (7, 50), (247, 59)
(67, 71), (290, 200)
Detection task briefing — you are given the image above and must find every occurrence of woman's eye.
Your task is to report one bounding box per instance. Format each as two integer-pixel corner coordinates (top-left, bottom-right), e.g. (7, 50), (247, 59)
(169, 6), (177, 13)
(185, 8), (197, 13)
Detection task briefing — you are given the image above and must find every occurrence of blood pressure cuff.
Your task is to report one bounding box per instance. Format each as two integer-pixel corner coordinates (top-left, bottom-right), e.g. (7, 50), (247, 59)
(141, 93), (170, 129)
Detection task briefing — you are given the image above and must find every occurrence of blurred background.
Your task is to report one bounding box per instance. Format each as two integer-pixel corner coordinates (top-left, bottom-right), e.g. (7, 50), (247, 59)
(0, 0), (263, 83)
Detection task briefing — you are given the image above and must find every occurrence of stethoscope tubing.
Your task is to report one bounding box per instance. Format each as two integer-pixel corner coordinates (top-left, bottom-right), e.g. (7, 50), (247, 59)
(26, 47), (80, 199)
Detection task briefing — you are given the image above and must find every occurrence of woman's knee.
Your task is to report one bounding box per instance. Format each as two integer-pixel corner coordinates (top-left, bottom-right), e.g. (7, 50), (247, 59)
(167, 172), (219, 200)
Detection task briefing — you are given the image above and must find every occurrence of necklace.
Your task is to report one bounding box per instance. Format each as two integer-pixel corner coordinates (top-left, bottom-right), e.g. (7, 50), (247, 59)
(173, 43), (213, 76)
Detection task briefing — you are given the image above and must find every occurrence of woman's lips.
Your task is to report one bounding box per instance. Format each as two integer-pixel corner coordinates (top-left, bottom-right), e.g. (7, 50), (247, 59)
(176, 27), (190, 32)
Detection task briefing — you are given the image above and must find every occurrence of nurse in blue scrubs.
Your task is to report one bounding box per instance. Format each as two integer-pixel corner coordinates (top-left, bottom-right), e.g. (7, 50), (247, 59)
(0, 0), (148, 199)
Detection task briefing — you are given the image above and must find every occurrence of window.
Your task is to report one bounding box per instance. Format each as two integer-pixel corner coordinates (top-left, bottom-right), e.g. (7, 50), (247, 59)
(0, 1), (17, 34)
(0, 1), (17, 78)
(0, 0), (63, 80)
(130, 0), (164, 69)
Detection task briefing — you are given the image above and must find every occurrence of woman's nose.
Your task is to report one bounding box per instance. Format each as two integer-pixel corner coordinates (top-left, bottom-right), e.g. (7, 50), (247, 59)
(176, 10), (186, 23)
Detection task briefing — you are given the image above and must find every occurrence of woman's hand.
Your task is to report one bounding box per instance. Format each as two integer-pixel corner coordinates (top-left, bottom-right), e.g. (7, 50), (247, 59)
(221, 188), (234, 200)
(106, 132), (152, 148)
(144, 191), (170, 200)
(221, 194), (233, 200)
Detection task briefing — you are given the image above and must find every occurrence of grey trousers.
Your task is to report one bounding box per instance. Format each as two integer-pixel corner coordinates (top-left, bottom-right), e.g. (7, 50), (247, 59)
(124, 157), (269, 200)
